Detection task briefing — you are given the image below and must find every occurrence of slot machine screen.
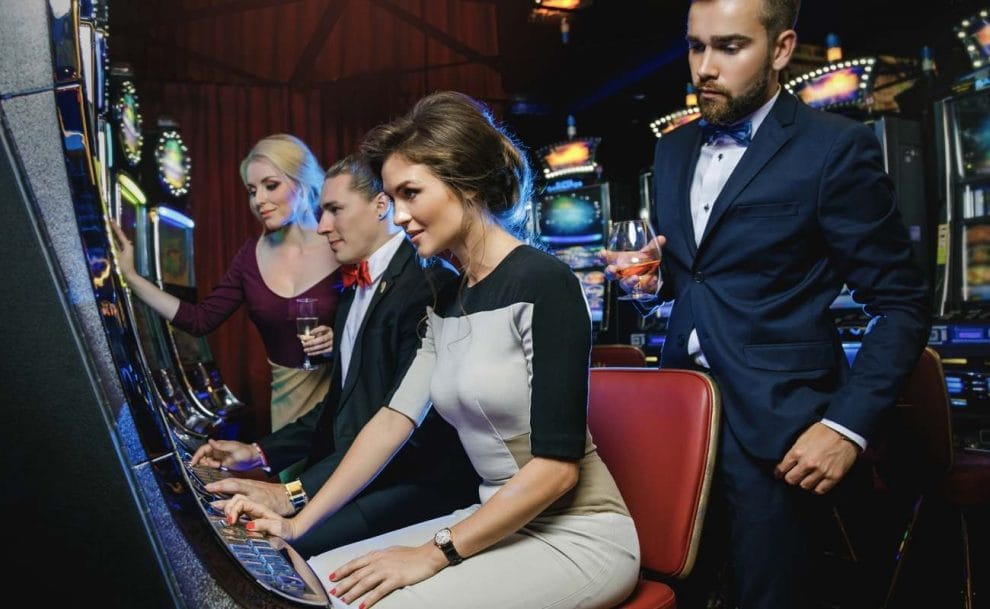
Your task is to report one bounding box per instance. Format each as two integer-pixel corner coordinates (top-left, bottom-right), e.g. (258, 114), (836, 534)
(117, 193), (150, 277)
(953, 92), (990, 178)
(791, 65), (868, 109)
(535, 183), (610, 324)
(964, 223), (990, 301)
(957, 13), (990, 68)
(157, 209), (194, 288)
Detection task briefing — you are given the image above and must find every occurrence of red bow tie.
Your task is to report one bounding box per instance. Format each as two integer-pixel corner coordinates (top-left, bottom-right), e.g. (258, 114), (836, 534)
(341, 260), (373, 289)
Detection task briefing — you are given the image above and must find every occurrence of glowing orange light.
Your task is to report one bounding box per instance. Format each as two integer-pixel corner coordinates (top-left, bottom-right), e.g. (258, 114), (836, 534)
(538, 0), (583, 9)
(797, 70), (859, 105)
(544, 142), (591, 169)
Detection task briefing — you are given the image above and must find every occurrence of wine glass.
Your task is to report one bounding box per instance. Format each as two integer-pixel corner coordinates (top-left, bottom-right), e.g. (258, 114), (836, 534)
(606, 220), (662, 302)
(295, 297), (319, 371)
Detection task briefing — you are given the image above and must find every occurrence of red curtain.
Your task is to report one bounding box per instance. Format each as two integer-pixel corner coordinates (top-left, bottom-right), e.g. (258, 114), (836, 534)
(126, 0), (506, 437)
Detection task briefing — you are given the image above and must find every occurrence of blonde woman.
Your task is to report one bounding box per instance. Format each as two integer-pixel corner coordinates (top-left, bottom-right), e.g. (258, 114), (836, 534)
(113, 134), (340, 434)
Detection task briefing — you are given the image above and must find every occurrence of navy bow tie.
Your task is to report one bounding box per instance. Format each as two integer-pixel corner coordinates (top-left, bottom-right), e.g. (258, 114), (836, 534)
(699, 119), (753, 146)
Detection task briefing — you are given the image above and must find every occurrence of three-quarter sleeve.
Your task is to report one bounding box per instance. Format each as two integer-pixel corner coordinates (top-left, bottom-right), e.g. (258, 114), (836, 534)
(521, 266), (592, 460)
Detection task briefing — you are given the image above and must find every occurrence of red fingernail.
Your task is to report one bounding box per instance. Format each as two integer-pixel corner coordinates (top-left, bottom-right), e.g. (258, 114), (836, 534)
(226, 514), (235, 525)
(245, 521), (255, 531)
(329, 588), (336, 595)
(359, 604), (366, 609)
(329, 572), (336, 580)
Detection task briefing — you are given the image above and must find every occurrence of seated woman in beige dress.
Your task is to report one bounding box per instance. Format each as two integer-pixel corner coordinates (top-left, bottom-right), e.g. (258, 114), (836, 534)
(223, 92), (640, 609)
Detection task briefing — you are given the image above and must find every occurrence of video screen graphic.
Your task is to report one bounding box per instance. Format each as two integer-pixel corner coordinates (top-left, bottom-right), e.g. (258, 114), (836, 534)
(953, 92), (990, 178)
(534, 183), (610, 325)
(157, 209), (194, 288)
(792, 65), (868, 109)
(964, 223), (990, 302)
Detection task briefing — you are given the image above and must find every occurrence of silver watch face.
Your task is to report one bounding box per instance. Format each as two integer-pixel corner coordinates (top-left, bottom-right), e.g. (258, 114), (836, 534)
(434, 528), (452, 545)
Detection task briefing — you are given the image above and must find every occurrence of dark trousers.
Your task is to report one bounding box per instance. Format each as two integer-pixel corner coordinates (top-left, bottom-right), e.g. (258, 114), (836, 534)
(682, 420), (869, 609)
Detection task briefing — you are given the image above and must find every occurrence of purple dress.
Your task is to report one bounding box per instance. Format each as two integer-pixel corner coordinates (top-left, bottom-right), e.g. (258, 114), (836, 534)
(171, 236), (339, 369)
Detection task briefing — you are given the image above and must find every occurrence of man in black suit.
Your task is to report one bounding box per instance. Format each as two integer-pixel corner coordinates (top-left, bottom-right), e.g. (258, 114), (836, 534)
(190, 155), (478, 557)
(608, 1), (929, 607)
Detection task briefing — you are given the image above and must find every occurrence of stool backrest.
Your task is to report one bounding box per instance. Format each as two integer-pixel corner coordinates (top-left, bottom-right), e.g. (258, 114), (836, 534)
(590, 344), (647, 367)
(588, 368), (721, 578)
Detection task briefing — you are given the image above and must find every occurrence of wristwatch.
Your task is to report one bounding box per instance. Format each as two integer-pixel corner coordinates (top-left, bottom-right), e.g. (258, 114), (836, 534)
(433, 527), (463, 565)
(284, 479), (308, 511)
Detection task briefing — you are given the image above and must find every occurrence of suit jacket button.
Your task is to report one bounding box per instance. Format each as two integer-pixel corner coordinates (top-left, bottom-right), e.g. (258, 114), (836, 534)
(693, 272), (705, 283)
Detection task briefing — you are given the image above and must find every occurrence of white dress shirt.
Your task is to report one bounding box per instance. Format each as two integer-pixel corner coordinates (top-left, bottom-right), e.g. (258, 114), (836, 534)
(685, 89), (866, 450)
(339, 231), (405, 382)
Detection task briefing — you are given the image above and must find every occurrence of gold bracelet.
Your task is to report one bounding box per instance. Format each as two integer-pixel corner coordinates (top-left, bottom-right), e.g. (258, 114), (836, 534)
(284, 479), (308, 511)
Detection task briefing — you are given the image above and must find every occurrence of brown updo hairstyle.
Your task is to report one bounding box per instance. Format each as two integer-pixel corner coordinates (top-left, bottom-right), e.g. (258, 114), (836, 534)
(360, 91), (533, 239)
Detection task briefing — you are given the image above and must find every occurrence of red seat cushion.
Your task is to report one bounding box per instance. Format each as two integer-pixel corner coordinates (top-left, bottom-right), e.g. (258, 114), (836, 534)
(615, 579), (676, 609)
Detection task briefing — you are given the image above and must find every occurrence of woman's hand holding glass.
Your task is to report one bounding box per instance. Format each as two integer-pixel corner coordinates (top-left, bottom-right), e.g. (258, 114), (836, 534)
(300, 325), (334, 358)
(602, 220), (665, 302)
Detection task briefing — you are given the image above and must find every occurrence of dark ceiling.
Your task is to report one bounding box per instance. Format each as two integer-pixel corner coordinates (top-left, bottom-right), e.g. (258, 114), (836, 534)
(110, 0), (990, 191)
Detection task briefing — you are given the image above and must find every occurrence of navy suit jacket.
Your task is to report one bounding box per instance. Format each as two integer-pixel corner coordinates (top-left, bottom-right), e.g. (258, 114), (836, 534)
(654, 91), (930, 461)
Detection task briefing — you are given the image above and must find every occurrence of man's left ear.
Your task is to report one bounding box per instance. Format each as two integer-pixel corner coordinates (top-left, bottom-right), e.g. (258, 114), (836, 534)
(772, 29), (797, 71)
(375, 193), (391, 220)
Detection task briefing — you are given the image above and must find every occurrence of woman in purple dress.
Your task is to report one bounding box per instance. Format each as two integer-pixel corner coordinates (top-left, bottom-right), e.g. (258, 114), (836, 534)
(112, 134), (340, 434)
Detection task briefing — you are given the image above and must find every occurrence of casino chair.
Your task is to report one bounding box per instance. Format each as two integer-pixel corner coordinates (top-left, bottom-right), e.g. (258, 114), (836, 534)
(587, 367), (721, 609)
(590, 344), (647, 367)
(836, 347), (990, 608)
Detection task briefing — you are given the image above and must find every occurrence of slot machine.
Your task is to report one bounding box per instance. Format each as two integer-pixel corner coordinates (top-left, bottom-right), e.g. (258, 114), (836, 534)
(0, 2), (334, 603)
(109, 67), (220, 438)
(143, 118), (246, 421)
(532, 137), (612, 335)
(928, 9), (990, 452)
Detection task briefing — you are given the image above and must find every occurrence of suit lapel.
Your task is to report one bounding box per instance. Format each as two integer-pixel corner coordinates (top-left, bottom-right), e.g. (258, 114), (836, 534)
(337, 239), (413, 409)
(676, 128), (704, 260)
(328, 287), (355, 398)
(697, 93), (797, 250)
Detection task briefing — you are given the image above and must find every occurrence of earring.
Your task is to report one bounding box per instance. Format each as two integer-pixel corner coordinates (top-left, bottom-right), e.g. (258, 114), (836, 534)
(378, 213), (385, 220)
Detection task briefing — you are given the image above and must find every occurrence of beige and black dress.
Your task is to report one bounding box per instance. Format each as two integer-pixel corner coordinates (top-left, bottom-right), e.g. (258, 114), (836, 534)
(308, 245), (639, 609)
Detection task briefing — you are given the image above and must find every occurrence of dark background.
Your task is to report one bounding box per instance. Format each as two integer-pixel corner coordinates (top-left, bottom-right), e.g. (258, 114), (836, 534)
(109, 0), (988, 433)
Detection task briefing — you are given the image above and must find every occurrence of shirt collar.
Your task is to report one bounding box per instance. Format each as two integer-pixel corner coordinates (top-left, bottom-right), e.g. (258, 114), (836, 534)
(365, 231), (405, 283)
(745, 85), (780, 139)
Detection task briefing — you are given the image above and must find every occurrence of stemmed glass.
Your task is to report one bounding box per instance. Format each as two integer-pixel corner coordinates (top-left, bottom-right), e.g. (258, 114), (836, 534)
(606, 220), (662, 302)
(294, 297), (319, 371)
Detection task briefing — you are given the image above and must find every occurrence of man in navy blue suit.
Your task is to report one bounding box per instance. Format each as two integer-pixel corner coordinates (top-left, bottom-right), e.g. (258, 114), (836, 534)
(608, 0), (929, 606)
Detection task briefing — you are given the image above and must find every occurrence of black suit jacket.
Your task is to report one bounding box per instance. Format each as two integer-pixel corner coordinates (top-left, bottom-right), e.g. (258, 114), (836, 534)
(654, 91), (930, 460)
(258, 238), (477, 509)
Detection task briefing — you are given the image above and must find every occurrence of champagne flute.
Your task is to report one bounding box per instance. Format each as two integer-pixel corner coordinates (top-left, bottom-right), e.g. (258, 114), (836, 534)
(607, 220), (662, 302)
(295, 297), (319, 371)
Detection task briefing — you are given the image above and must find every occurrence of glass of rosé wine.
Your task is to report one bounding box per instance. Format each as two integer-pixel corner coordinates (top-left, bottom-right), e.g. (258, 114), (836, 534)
(606, 220), (661, 302)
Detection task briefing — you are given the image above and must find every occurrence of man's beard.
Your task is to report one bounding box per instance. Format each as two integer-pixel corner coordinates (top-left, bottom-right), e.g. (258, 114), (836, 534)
(698, 61), (772, 126)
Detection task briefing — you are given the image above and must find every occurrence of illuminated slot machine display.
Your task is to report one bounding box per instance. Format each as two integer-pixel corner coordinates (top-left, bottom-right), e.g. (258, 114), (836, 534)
(928, 8), (990, 452)
(533, 137), (612, 334)
(784, 55), (932, 365)
(144, 119), (246, 421)
(109, 68), (220, 439)
(1, 1), (335, 602)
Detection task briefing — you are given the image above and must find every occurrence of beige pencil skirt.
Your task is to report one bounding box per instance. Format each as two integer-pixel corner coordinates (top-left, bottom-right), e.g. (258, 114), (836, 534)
(308, 505), (640, 609)
(269, 360), (329, 432)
